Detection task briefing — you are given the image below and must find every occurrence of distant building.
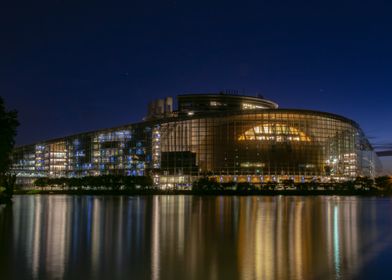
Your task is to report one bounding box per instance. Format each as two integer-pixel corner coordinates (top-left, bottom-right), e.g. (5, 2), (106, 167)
(11, 93), (382, 188)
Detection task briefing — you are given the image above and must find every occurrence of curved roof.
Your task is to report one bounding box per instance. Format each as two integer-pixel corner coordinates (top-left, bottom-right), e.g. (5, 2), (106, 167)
(178, 93), (279, 112)
(163, 107), (360, 129)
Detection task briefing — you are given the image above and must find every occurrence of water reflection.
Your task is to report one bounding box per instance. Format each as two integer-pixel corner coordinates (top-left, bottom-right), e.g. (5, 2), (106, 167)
(1, 195), (392, 279)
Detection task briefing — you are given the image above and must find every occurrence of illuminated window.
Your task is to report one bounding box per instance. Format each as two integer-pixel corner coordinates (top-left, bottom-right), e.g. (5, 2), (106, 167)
(242, 103), (266, 110)
(238, 123), (311, 142)
(210, 101), (221, 106)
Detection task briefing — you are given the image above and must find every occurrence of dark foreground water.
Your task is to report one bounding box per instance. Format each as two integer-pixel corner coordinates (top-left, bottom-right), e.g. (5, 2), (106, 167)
(1, 196), (392, 280)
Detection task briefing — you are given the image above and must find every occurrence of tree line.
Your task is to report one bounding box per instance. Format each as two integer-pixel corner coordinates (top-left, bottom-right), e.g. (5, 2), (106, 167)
(34, 175), (153, 191)
(24, 174), (392, 194)
(191, 176), (392, 193)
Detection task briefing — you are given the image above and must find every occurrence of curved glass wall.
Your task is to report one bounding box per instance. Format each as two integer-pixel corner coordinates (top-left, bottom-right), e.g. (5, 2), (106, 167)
(157, 110), (380, 185)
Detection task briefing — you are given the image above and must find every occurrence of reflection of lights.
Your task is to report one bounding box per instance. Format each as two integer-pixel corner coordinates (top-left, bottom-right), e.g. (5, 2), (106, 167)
(32, 197), (41, 279)
(48, 197), (67, 279)
(91, 198), (102, 274)
(6, 195), (369, 279)
(293, 200), (304, 279)
(151, 197), (160, 280)
(334, 205), (341, 279)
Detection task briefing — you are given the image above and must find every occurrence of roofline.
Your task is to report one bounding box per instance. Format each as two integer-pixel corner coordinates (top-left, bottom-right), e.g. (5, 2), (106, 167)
(157, 108), (361, 129)
(14, 108), (364, 150)
(13, 120), (151, 148)
(178, 93), (279, 108)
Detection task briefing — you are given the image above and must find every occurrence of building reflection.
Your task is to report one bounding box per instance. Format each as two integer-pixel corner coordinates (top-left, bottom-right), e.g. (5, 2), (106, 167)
(149, 196), (378, 280)
(7, 196), (154, 279)
(1, 195), (391, 279)
(236, 196), (367, 280)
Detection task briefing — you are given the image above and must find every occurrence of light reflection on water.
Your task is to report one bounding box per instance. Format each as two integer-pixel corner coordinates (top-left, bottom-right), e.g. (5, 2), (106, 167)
(1, 195), (392, 280)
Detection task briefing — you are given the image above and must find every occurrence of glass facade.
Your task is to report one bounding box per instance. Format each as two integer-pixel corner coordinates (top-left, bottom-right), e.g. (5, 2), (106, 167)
(11, 124), (152, 187)
(11, 94), (381, 188)
(156, 109), (380, 187)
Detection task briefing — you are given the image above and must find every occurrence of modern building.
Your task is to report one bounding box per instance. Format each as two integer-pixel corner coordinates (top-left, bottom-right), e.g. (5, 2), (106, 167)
(11, 93), (382, 188)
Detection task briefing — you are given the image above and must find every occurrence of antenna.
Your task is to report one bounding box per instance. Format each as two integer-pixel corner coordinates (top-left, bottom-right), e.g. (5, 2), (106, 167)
(223, 89), (240, 95)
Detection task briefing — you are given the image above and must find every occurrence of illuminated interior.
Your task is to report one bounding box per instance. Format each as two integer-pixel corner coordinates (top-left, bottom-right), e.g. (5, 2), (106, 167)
(241, 103), (267, 110)
(238, 123), (311, 142)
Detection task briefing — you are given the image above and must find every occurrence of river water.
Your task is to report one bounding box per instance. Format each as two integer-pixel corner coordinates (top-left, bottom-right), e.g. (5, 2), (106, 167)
(0, 195), (392, 280)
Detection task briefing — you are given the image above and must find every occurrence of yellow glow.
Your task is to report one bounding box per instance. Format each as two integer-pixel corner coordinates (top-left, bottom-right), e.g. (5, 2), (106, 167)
(242, 103), (265, 110)
(238, 123), (310, 142)
(240, 162), (265, 168)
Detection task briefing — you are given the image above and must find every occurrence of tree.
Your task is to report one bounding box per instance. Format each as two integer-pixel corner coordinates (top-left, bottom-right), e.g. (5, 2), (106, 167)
(282, 179), (294, 190)
(236, 182), (254, 191)
(0, 97), (19, 175)
(123, 176), (136, 191)
(265, 181), (277, 191)
(1, 174), (16, 197)
(192, 177), (220, 191)
(375, 176), (392, 191)
(0, 97), (19, 200)
(34, 177), (48, 190)
(354, 176), (374, 190)
(340, 180), (355, 191)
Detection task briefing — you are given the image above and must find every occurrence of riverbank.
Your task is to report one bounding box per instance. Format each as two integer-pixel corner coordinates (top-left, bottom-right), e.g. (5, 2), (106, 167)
(14, 189), (392, 196)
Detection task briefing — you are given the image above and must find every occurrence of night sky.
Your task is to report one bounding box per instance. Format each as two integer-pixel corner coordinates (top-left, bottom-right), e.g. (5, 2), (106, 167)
(1, 1), (391, 171)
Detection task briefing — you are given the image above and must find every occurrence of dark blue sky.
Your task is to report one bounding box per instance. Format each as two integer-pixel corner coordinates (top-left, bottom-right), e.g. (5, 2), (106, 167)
(1, 0), (392, 152)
